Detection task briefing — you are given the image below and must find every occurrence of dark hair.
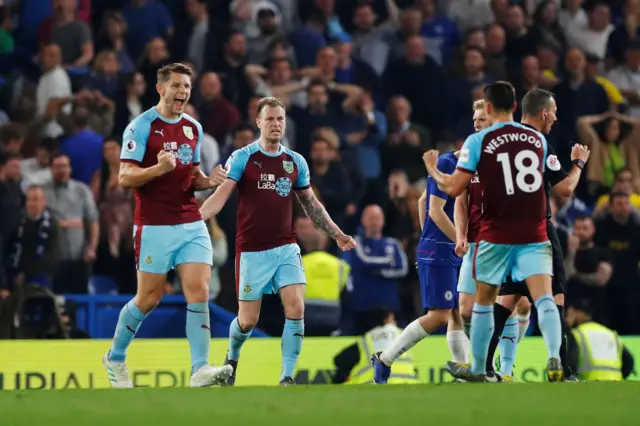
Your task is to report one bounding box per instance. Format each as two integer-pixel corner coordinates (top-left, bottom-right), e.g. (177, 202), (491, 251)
(521, 88), (555, 116)
(72, 106), (91, 129)
(307, 78), (326, 93)
(483, 81), (516, 112)
(225, 30), (244, 45)
(50, 151), (70, 166)
(157, 63), (193, 83)
(609, 191), (629, 204)
(614, 167), (633, 181)
(306, 13), (326, 26)
(0, 151), (20, 165)
(573, 214), (593, 223)
(0, 124), (22, 145)
(232, 123), (255, 138)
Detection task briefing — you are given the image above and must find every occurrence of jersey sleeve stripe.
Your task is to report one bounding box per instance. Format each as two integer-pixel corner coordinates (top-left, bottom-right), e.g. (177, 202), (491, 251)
(456, 166), (475, 174)
(227, 176), (240, 183)
(120, 158), (141, 164)
(294, 184), (311, 190)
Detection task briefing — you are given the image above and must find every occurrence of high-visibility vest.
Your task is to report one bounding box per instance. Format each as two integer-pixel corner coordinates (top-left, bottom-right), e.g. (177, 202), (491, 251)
(571, 322), (623, 381)
(303, 252), (349, 308)
(347, 324), (418, 385)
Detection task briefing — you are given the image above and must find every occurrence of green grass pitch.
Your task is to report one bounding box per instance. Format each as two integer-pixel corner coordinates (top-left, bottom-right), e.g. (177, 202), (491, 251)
(1, 383), (639, 426)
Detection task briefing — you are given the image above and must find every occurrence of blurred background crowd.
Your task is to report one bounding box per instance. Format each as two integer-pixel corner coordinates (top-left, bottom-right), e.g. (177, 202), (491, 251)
(1, 0), (640, 338)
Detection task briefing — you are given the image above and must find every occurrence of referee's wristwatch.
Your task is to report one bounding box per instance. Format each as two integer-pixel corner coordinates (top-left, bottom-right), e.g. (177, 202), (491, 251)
(572, 159), (585, 170)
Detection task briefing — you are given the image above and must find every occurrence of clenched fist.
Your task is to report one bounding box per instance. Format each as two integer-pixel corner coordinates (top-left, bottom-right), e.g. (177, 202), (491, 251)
(157, 150), (176, 174)
(571, 144), (590, 164)
(209, 164), (227, 188)
(423, 150), (439, 173)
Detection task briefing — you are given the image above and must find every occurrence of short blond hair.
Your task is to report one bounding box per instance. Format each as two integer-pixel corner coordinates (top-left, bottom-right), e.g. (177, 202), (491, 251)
(472, 99), (485, 111)
(257, 96), (286, 118)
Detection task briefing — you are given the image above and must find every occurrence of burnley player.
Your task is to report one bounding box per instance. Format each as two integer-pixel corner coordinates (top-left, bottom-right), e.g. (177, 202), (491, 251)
(486, 89), (590, 380)
(454, 99), (490, 337)
(103, 63), (232, 388)
(200, 97), (356, 385)
(371, 149), (463, 383)
(424, 82), (564, 382)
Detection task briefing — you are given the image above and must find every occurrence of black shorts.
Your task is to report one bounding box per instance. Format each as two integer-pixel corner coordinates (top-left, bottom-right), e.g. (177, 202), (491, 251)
(498, 220), (565, 299)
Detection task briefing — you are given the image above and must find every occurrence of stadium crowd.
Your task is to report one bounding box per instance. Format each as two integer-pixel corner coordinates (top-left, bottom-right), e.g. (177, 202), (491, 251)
(0, 0), (640, 337)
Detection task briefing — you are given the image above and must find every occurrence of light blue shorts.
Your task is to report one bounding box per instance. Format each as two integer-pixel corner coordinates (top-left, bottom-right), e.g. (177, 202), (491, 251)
(473, 241), (553, 286)
(235, 243), (306, 301)
(457, 242), (476, 295)
(134, 221), (212, 274)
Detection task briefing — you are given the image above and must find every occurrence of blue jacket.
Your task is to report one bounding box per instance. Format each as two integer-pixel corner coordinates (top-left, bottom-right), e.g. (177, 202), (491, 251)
(343, 234), (408, 312)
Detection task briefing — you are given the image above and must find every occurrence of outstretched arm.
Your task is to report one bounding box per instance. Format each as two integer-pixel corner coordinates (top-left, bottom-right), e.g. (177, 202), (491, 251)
(200, 179), (237, 220)
(295, 187), (344, 239)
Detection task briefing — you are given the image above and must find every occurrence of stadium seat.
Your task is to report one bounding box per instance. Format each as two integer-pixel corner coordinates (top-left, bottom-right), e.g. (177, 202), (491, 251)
(89, 275), (118, 295)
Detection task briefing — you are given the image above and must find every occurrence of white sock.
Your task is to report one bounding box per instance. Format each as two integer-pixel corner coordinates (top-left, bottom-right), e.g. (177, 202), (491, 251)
(380, 319), (428, 366)
(517, 312), (531, 343)
(446, 330), (469, 363)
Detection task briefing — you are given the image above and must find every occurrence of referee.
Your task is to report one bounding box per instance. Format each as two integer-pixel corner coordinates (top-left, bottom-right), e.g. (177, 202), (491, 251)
(485, 89), (591, 381)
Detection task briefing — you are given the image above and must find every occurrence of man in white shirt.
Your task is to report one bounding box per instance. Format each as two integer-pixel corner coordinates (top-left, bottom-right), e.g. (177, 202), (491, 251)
(36, 44), (72, 138)
(21, 142), (54, 193)
(607, 41), (640, 117)
(567, 2), (613, 60)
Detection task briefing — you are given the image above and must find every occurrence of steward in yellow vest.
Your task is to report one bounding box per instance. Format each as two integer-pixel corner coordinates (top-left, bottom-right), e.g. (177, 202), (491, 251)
(332, 309), (418, 384)
(566, 300), (634, 381)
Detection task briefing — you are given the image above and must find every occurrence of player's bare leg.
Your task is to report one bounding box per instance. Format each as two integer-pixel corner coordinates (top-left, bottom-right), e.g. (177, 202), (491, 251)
(375, 309), (451, 383)
(447, 282), (499, 382)
(223, 298), (262, 386)
(515, 297), (532, 342)
(178, 263), (233, 387)
(104, 271), (165, 388)
(526, 274), (563, 381)
(458, 292), (474, 337)
(279, 284), (305, 385)
(446, 308), (469, 363)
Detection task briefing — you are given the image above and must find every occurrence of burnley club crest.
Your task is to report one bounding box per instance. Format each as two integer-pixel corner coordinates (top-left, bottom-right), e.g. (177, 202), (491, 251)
(282, 161), (294, 174)
(183, 126), (194, 140)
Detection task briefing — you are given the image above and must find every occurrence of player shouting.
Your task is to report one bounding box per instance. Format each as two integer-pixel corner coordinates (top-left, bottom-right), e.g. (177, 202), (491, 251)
(425, 82), (564, 382)
(199, 97), (356, 386)
(103, 63), (232, 388)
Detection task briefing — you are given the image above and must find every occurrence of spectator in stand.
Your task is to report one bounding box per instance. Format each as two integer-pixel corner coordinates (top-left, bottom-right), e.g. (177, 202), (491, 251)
(95, 11), (135, 74)
(252, 58), (307, 108)
(566, 1), (613, 60)
(114, 71), (146, 136)
(594, 191), (640, 334)
(584, 53), (625, 109)
(529, 1), (568, 55)
(0, 153), (25, 242)
(350, 1), (401, 76)
(503, 5), (537, 71)
(577, 111), (640, 195)
(383, 170), (416, 244)
(21, 139), (55, 192)
(0, 124), (23, 154)
(552, 47), (609, 165)
(59, 106), (104, 186)
(343, 205), (408, 334)
(36, 43), (72, 138)
(594, 168), (640, 215)
(184, 0), (209, 73)
(340, 89), (386, 205)
(212, 31), (255, 114)
(565, 215), (613, 326)
(91, 138), (136, 295)
(484, 23), (508, 80)
(538, 43), (562, 87)
(382, 95), (432, 183)
(446, 0), (494, 33)
(138, 38), (170, 109)
(559, 0), (588, 38)
(44, 153), (98, 294)
(386, 7), (422, 63)
(606, 0), (640, 68)
(0, 6), (15, 54)
(289, 13), (327, 69)
(288, 79), (343, 161)
(309, 131), (352, 231)
(88, 50), (121, 100)
(6, 185), (59, 291)
(195, 72), (240, 143)
(38, 0), (94, 68)
(416, 0), (459, 65)
(219, 123), (256, 167)
(121, 0), (173, 61)
(607, 41), (640, 117)
(245, 4), (283, 65)
(383, 35), (444, 135)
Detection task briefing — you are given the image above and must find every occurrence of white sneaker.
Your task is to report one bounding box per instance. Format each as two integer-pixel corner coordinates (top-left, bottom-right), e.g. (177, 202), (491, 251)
(103, 352), (134, 388)
(190, 364), (234, 388)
